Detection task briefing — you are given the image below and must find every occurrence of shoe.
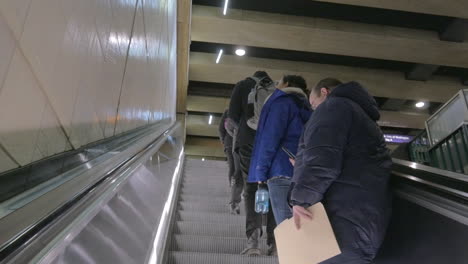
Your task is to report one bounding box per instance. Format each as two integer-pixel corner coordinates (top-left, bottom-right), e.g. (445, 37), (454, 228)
(240, 247), (261, 256)
(267, 243), (277, 256)
(241, 229), (261, 256)
(230, 203), (240, 215)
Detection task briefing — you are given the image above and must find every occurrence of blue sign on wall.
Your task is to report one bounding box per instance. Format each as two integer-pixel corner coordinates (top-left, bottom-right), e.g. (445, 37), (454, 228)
(384, 134), (414, 144)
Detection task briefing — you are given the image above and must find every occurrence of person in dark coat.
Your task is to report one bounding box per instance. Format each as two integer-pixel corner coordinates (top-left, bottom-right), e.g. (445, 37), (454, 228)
(219, 110), (243, 215)
(248, 75), (312, 225)
(228, 71), (276, 256)
(219, 110), (234, 184)
(290, 78), (392, 264)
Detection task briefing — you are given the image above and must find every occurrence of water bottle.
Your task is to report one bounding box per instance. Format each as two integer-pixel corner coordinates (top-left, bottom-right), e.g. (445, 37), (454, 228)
(255, 186), (269, 214)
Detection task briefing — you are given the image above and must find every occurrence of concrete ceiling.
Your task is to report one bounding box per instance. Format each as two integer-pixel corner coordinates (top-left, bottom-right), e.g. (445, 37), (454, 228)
(183, 0), (468, 157)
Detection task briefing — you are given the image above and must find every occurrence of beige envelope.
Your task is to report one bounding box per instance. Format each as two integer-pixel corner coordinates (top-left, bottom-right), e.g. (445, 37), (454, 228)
(274, 203), (341, 264)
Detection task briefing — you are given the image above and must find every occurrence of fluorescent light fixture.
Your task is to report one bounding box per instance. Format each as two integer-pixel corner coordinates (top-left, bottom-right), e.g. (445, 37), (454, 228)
(223, 0), (229, 15)
(216, 49), (223, 64)
(415, 102), (425, 108)
(235, 49), (246, 56)
(208, 115), (213, 125)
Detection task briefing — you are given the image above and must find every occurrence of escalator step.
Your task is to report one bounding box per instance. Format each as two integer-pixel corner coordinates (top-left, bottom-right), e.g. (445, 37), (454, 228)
(177, 211), (245, 225)
(180, 187), (232, 196)
(178, 194), (230, 203)
(171, 235), (270, 255)
(180, 183), (231, 191)
(178, 201), (245, 215)
(168, 159), (278, 264)
(167, 251), (278, 264)
(174, 221), (245, 238)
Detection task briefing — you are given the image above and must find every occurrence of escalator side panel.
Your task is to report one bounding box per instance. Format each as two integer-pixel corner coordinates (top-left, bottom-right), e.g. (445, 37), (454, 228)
(375, 195), (468, 264)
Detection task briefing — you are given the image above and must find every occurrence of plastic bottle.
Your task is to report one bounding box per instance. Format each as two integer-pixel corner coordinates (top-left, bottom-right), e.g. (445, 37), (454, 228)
(255, 186), (269, 214)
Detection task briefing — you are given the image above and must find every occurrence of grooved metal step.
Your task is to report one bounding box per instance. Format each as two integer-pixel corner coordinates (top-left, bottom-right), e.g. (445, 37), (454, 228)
(167, 251), (278, 264)
(180, 187), (232, 196)
(178, 201), (245, 215)
(167, 159), (277, 264)
(177, 210), (245, 225)
(171, 235), (270, 255)
(182, 176), (228, 182)
(180, 182), (231, 191)
(174, 221), (245, 238)
(178, 194), (231, 203)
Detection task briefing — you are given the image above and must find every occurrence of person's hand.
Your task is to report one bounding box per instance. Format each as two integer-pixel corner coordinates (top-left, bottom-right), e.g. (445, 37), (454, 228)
(289, 158), (295, 166)
(293, 205), (313, 230)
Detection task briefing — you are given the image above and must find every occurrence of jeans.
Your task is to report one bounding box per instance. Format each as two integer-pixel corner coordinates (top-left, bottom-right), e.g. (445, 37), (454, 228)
(239, 144), (276, 246)
(267, 177), (293, 225)
(230, 149), (243, 205)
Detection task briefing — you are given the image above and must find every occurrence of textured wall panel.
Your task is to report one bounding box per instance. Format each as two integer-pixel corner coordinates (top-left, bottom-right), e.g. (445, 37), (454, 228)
(0, 0), (177, 173)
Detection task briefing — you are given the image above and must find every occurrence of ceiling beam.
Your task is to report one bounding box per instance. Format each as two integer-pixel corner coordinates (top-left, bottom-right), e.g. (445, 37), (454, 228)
(439, 19), (468, 42)
(187, 95), (230, 113)
(186, 97), (428, 129)
(381, 99), (407, 112)
(186, 114), (220, 137)
(190, 52), (463, 103)
(192, 6), (468, 69)
(176, 0), (192, 114)
(311, 0), (468, 20)
(185, 136), (225, 158)
(406, 64), (440, 81)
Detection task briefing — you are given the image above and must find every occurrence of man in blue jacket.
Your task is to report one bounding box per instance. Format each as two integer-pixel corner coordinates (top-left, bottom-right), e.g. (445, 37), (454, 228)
(290, 78), (392, 264)
(248, 75), (312, 225)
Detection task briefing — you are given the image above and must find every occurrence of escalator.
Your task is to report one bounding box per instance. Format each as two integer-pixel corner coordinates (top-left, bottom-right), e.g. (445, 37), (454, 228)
(0, 122), (467, 263)
(167, 159), (278, 264)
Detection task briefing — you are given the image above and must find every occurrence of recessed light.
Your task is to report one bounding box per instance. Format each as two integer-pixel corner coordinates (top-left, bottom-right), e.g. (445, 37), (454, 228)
(415, 102), (425, 108)
(216, 49), (223, 64)
(235, 49), (246, 56)
(223, 0), (229, 15)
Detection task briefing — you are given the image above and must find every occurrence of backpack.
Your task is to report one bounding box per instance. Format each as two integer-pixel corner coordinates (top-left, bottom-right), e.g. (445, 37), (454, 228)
(246, 76), (276, 130)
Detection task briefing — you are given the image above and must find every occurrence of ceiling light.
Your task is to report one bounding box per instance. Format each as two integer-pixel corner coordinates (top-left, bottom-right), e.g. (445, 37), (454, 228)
(235, 49), (246, 56)
(208, 115), (213, 125)
(415, 102), (425, 108)
(223, 0), (229, 15)
(216, 49), (223, 64)
(202, 158), (205, 161)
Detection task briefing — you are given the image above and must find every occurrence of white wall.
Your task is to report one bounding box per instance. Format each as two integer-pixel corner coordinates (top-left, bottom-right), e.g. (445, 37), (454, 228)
(0, 0), (177, 173)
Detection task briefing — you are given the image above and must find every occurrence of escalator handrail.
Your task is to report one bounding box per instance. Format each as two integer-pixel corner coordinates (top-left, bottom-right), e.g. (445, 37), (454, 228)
(392, 171), (468, 201)
(392, 158), (468, 183)
(0, 122), (178, 261)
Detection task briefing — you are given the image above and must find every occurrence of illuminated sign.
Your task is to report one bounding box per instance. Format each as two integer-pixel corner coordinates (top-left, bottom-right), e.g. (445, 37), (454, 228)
(384, 134), (413, 144)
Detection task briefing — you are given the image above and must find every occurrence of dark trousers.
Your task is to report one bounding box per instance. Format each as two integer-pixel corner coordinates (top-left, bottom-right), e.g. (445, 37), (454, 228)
(230, 149), (243, 205)
(238, 144), (276, 245)
(319, 217), (376, 264)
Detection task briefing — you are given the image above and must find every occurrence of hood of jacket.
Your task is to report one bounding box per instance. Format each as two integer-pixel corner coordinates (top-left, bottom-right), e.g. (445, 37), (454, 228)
(329, 81), (380, 121)
(274, 87), (311, 123)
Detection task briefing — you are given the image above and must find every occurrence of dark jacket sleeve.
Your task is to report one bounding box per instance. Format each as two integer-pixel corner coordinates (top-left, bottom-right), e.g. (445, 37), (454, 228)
(252, 99), (291, 182)
(228, 80), (244, 123)
(291, 98), (353, 207)
(219, 111), (227, 143)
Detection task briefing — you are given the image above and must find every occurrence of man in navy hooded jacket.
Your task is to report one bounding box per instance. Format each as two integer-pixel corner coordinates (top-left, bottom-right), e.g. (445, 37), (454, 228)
(290, 78), (392, 264)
